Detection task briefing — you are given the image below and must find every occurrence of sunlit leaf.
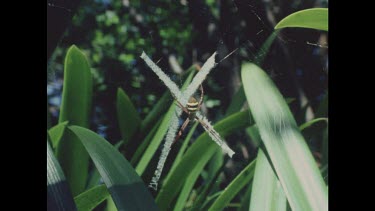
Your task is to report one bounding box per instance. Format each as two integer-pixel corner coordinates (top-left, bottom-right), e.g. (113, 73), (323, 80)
(275, 8), (328, 31)
(250, 150), (286, 211)
(242, 63), (328, 210)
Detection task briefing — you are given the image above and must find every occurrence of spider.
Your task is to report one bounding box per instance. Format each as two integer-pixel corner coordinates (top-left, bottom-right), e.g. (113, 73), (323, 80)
(171, 84), (220, 144)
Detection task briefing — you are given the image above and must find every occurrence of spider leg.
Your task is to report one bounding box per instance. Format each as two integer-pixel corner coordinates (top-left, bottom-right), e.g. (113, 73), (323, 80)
(197, 84), (204, 110)
(173, 118), (190, 144)
(195, 116), (223, 145)
(174, 99), (189, 114)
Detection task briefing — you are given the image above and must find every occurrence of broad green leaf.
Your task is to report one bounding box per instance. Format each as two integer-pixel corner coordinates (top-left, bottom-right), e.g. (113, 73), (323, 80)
(135, 70), (195, 175)
(69, 126), (158, 211)
(250, 150), (286, 211)
(56, 45), (93, 196)
(74, 185), (109, 211)
(247, 126), (286, 211)
(241, 63), (328, 210)
(47, 140), (77, 211)
(208, 159), (256, 211)
(275, 8), (328, 31)
(48, 121), (69, 148)
(299, 118), (328, 131)
(156, 110), (253, 210)
(86, 141), (124, 189)
(116, 88), (141, 146)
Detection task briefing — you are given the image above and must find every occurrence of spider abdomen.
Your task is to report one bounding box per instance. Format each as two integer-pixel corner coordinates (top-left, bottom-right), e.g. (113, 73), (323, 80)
(187, 97), (199, 120)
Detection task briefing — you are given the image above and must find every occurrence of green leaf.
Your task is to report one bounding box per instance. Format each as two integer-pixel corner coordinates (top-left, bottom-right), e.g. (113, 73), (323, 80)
(241, 63), (328, 210)
(250, 150), (286, 211)
(56, 45), (93, 196)
(156, 110), (253, 210)
(74, 185), (110, 211)
(86, 141), (124, 189)
(208, 159), (256, 211)
(247, 126), (286, 211)
(48, 121), (69, 148)
(299, 118), (328, 131)
(116, 88), (141, 146)
(69, 126), (158, 211)
(275, 8), (328, 31)
(47, 140), (77, 211)
(135, 70), (195, 175)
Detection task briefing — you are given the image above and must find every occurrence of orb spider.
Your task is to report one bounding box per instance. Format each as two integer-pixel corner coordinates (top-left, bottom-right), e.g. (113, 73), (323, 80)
(171, 84), (221, 144)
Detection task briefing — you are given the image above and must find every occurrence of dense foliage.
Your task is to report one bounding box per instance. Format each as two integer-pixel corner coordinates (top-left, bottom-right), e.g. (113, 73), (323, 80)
(47, 1), (328, 210)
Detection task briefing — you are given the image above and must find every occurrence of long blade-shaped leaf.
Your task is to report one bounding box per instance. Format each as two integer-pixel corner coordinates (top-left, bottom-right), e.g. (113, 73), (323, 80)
(156, 110), (253, 210)
(47, 140), (77, 211)
(56, 45), (93, 196)
(69, 126), (158, 211)
(48, 121), (69, 148)
(250, 150), (286, 211)
(116, 88), (141, 146)
(299, 118), (328, 131)
(241, 63), (328, 210)
(208, 160), (256, 211)
(74, 184), (109, 211)
(275, 8), (328, 31)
